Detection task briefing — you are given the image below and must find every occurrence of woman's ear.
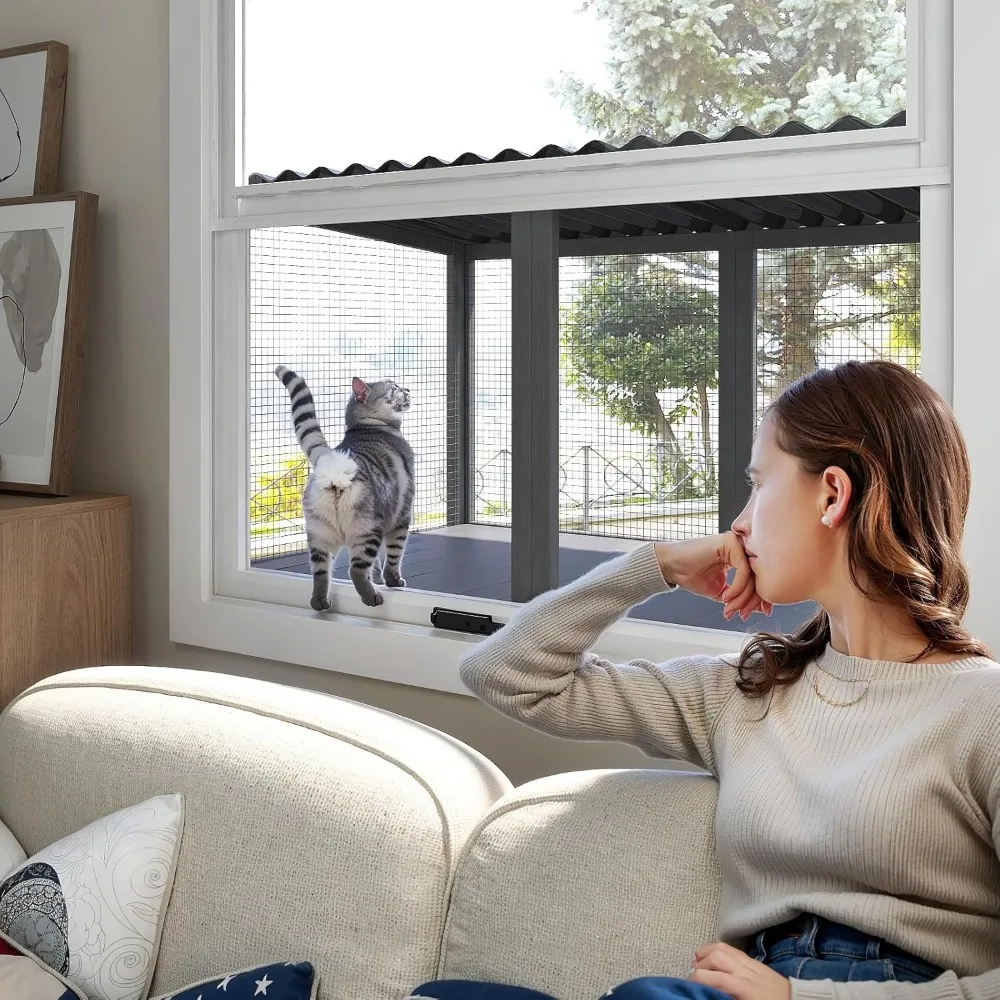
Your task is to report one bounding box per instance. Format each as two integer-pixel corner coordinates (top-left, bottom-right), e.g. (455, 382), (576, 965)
(821, 466), (853, 527)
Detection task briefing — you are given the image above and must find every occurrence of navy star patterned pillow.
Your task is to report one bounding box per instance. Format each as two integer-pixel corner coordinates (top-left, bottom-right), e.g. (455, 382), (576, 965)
(150, 961), (317, 999)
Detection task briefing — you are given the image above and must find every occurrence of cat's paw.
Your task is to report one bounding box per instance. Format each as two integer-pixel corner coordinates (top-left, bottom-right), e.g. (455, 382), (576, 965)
(310, 595), (333, 612)
(361, 590), (384, 607)
(385, 575), (406, 588)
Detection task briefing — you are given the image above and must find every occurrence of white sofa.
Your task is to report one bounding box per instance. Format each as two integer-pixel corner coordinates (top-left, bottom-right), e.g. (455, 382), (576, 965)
(0, 666), (724, 1000)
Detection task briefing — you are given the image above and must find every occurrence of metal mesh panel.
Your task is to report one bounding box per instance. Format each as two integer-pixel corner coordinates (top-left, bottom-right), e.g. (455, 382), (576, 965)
(243, 225), (920, 630)
(471, 259), (513, 527)
(756, 243), (920, 419)
(560, 253), (719, 544)
(249, 227), (447, 563)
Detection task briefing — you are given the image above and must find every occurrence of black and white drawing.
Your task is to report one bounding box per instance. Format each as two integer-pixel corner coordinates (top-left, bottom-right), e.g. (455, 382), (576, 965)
(0, 42), (68, 198)
(0, 226), (63, 457)
(0, 196), (81, 491)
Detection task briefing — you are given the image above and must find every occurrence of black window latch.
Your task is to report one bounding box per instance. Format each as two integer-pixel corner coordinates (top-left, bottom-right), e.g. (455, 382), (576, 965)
(430, 607), (503, 636)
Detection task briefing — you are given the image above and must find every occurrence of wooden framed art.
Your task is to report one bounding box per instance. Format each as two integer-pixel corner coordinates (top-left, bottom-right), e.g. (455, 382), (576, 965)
(0, 192), (98, 495)
(0, 41), (69, 198)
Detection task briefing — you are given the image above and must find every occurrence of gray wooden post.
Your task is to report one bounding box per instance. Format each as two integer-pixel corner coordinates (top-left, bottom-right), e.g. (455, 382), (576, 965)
(717, 233), (757, 532)
(446, 246), (470, 524)
(511, 211), (560, 602)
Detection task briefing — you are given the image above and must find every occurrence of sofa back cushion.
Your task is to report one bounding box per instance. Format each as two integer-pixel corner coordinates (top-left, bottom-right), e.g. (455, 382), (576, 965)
(0, 666), (511, 1000)
(439, 768), (722, 1000)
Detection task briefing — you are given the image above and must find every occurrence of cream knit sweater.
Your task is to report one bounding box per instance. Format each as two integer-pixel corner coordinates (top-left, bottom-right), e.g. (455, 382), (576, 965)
(458, 543), (1000, 1000)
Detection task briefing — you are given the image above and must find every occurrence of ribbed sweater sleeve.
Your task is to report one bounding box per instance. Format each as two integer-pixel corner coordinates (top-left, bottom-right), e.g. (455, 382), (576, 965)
(458, 543), (741, 774)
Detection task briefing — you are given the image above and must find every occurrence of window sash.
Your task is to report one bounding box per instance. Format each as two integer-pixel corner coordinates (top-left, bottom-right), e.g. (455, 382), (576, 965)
(226, 1), (923, 218)
(216, 222), (920, 619)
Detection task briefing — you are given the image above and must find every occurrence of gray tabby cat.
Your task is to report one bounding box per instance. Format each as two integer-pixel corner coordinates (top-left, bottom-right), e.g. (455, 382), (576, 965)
(275, 365), (415, 610)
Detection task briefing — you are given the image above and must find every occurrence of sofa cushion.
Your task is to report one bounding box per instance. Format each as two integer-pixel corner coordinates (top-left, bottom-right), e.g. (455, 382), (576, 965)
(0, 666), (512, 1000)
(439, 769), (722, 1000)
(0, 795), (182, 1000)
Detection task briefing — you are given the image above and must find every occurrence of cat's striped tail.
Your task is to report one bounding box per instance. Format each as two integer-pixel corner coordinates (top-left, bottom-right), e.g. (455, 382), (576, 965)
(275, 365), (330, 465)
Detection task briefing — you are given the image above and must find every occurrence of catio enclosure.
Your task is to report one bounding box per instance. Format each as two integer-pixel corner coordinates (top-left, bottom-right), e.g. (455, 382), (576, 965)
(247, 139), (919, 632)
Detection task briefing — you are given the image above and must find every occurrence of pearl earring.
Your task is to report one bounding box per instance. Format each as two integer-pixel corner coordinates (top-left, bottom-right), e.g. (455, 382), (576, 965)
(821, 514), (832, 527)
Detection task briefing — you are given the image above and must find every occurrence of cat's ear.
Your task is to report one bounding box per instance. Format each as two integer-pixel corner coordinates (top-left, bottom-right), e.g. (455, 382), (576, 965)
(352, 377), (370, 402)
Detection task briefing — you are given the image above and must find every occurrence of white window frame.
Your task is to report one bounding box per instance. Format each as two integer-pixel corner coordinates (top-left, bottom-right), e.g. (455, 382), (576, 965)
(171, 0), (985, 694)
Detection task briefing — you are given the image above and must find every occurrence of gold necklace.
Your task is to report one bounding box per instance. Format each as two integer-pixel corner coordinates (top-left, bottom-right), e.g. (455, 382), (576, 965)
(809, 665), (870, 707)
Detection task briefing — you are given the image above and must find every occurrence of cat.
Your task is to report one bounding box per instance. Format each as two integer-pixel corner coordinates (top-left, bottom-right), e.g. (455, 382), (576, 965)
(275, 365), (415, 610)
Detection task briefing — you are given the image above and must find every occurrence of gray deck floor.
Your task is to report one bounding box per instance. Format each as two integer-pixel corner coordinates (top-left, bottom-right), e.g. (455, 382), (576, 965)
(253, 530), (814, 633)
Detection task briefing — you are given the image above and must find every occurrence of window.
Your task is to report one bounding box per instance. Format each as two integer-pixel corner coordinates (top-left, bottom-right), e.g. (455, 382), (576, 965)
(242, 0), (911, 183)
(171, 0), (971, 691)
(240, 199), (919, 640)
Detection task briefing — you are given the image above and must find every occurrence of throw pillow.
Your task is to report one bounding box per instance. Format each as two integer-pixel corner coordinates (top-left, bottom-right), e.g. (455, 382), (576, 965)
(0, 818), (26, 880)
(0, 794), (184, 1000)
(0, 927), (86, 1000)
(150, 961), (317, 1000)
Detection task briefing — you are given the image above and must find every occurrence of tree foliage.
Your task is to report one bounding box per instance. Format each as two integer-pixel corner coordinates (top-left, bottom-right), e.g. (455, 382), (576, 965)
(553, 0), (906, 143)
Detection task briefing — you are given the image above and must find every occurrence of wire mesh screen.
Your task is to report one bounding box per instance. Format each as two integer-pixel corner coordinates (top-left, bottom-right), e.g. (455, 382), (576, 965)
(756, 243), (920, 420)
(471, 259), (513, 527)
(560, 253), (719, 544)
(244, 226), (920, 624)
(249, 226), (447, 564)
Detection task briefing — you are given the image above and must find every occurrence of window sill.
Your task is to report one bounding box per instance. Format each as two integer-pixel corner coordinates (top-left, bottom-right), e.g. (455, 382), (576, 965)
(169, 586), (746, 695)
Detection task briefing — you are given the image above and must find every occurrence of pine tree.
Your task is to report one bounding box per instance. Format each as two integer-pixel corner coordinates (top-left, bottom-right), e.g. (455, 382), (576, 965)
(553, 0), (906, 142)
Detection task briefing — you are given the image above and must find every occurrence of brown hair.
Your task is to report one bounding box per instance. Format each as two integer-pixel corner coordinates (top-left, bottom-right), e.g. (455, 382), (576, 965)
(736, 360), (991, 698)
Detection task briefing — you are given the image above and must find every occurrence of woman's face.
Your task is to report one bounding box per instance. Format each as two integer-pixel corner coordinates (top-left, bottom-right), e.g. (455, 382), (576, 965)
(731, 417), (834, 606)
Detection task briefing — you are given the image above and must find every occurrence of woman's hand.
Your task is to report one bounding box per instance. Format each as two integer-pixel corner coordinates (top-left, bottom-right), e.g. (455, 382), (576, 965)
(654, 533), (772, 621)
(690, 942), (791, 1000)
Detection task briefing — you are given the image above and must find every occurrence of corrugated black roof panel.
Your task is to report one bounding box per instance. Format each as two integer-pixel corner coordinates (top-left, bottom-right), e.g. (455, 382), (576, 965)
(248, 112), (906, 185)
(245, 113), (916, 245)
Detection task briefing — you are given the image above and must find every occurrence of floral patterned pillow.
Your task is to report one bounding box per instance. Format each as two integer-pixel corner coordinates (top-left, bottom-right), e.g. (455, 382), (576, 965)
(0, 795), (184, 1000)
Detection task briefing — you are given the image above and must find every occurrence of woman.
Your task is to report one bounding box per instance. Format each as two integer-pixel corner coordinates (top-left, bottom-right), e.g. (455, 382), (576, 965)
(410, 361), (1000, 1000)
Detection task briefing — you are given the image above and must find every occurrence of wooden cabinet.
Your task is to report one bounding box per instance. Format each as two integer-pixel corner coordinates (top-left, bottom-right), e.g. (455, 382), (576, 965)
(0, 493), (131, 708)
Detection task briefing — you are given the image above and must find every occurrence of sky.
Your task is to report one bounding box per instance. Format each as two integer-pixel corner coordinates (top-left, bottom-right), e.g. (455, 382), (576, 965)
(243, 0), (613, 178)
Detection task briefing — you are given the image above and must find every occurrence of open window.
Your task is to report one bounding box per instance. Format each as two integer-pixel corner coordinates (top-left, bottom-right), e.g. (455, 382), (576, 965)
(242, 192), (919, 635)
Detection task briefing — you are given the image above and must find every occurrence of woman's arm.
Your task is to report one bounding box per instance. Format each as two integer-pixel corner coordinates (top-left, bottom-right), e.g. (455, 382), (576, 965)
(458, 543), (742, 774)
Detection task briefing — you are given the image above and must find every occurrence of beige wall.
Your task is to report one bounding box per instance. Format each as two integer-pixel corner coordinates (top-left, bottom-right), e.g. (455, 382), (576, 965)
(3, 0), (670, 786)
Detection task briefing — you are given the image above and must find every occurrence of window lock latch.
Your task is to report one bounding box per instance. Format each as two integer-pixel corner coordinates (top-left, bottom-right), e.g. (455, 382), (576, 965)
(430, 607), (503, 636)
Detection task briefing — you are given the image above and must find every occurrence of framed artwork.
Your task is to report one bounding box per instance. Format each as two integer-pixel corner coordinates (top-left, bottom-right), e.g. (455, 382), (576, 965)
(0, 192), (98, 495)
(0, 42), (69, 198)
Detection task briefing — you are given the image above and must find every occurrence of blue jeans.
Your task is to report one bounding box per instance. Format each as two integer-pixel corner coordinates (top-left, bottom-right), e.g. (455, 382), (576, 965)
(408, 914), (946, 999)
(746, 913), (945, 986)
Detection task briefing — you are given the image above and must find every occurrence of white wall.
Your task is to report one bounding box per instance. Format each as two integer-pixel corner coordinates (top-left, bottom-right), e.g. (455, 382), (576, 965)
(3, 0), (672, 785)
